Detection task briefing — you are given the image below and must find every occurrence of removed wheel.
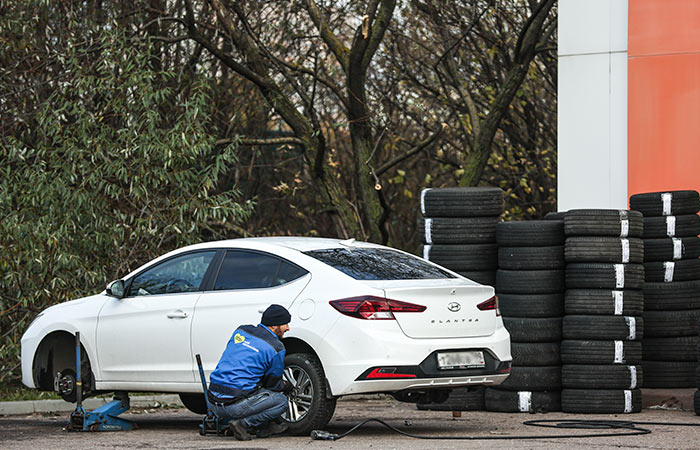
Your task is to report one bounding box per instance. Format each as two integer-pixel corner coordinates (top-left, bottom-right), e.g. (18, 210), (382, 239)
(283, 353), (337, 435)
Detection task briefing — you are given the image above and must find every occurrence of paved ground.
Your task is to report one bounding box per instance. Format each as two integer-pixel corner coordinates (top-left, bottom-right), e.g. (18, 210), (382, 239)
(1, 396), (699, 450)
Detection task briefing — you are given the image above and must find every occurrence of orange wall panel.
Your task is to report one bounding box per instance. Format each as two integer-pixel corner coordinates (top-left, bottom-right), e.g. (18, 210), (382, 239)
(628, 0), (700, 199)
(629, 0), (700, 57)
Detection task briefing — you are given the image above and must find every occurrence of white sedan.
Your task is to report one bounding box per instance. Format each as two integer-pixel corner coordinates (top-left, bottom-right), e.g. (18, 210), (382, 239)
(21, 237), (511, 434)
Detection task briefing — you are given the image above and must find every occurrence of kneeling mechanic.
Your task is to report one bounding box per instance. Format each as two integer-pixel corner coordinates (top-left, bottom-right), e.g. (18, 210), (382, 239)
(207, 304), (292, 440)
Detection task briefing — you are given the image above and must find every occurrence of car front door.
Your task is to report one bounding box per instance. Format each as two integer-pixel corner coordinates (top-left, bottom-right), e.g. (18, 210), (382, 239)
(96, 250), (217, 384)
(191, 249), (310, 378)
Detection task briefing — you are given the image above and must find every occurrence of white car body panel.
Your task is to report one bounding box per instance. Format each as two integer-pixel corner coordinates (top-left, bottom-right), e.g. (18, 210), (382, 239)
(21, 237), (511, 397)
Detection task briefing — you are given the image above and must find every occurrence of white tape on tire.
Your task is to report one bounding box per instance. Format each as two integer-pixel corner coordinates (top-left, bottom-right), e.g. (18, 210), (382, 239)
(424, 218), (433, 244)
(423, 245), (431, 261)
(614, 340), (624, 363)
(624, 390), (632, 413)
(420, 188), (430, 216)
(662, 192), (673, 216)
(615, 264), (625, 288)
(628, 366), (637, 389)
(664, 261), (675, 282)
(518, 391), (532, 412)
(666, 216), (677, 237)
(619, 210), (629, 237)
(621, 239), (630, 263)
(672, 238), (683, 260)
(625, 316), (636, 340)
(613, 290), (624, 315)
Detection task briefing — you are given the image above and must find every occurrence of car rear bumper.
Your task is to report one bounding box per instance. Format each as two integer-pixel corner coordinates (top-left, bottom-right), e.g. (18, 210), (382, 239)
(319, 317), (512, 396)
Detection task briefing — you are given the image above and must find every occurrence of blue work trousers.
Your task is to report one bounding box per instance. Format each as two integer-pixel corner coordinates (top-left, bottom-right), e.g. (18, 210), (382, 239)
(208, 389), (288, 428)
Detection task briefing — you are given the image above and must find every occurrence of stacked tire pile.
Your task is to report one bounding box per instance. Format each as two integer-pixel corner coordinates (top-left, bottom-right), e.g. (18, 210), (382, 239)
(561, 209), (645, 414)
(417, 187), (504, 412)
(484, 220), (565, 413)
(629, 190), (700, 389)
(696, 320), (700, 415)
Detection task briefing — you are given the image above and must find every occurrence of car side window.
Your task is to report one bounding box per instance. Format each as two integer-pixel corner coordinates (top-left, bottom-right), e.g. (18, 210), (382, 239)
(213, 251), (307, 290)
(129, 251), (216, 296)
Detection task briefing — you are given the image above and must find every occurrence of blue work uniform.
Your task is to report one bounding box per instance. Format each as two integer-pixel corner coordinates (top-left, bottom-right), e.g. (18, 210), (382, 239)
(207, 324), (288, 428)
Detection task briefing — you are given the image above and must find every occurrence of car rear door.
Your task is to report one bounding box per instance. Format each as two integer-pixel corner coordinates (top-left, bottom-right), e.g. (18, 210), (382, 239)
(96, 250), (217, 383)
(191, 249), (310, 379)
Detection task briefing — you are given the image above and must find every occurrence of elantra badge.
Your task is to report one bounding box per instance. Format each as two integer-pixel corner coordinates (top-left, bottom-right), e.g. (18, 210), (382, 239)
(447, 302), (461, 312)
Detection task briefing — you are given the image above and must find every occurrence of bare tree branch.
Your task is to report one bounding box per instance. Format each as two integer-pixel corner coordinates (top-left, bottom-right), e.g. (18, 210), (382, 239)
(376, 122), (447, 176)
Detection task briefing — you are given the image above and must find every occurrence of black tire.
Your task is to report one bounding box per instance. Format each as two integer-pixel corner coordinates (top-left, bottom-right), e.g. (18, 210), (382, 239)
(630, 190), (700, 216)
(565, 263), (644, 290)
(420, 187), (504, 217)
(419, 217), (499, 244)
(179, 393), (207, 415)
(642, 361), (696, 388)
(564, 209), (643, 237)
(502, 317), (562, 342)
(565, 237), (644, 264)
(563, 315), (643, 341)
(561, 389), (642, 414)
(498, 246), (565, 270)
(644, 259), (700, 282)
(511, 342), (561, 366)
(458, 270), (496, 286)
(642, 336), (699, 361)
(496, 270), (565, 294)
(496, 221), (564, 246)
(644, 280), (700, 310)
(562, 365), (642, 389)
(643, 215), (700, 238)
(565, 289), (644, 316)
(545, 211), (567, 221)
(694, 391), (700, 416)
(644, 237), (700, 262)
(484, 388), (561, 413)
(561, 340), (642, 365)
(283, 353), (337, 435)
(423, 244), (497, 271)
(498, 293), (564, 318)
(416, 387), (485, 411)
(498, 366), (561, 391)
(642, 309), (700, 337)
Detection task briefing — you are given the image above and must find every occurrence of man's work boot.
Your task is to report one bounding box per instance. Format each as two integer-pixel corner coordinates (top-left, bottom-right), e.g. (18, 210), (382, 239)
(256, 421), (289, 438)
(228, 419), (252, 441)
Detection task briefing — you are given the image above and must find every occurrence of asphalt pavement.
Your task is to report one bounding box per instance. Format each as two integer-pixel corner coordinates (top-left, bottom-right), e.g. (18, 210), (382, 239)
(1, 391), (699, 449)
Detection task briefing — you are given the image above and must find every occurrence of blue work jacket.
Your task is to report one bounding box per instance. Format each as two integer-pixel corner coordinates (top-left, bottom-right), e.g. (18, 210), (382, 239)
(208, 324), (286, 400)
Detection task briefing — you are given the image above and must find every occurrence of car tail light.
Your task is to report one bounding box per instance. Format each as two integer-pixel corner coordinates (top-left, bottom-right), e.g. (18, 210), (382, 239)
(329, 296), (426, 320)
(365, 367), (417, 379)
(477, 295), (500, 316)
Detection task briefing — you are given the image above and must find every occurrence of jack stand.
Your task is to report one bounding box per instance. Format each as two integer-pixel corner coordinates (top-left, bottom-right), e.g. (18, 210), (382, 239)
(195, 354), (228, 436)
(65, 332), (136, 432)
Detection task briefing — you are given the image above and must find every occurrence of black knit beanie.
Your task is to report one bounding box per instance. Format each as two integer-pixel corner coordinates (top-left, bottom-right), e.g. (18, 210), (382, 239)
(261, 304), (291, 326)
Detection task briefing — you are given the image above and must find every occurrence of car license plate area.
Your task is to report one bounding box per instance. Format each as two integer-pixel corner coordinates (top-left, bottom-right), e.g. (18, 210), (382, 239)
(436, 351), (485, 370)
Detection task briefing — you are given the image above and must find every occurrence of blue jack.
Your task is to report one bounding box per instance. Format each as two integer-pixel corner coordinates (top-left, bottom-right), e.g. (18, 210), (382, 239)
(66, 332), (136, 432)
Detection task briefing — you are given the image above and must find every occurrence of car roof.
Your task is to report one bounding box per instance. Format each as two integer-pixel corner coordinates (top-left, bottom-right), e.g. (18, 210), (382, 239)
(189, 236), (383, 253)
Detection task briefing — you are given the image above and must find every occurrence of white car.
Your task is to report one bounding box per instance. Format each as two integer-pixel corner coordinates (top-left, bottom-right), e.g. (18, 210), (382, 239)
(21, 237), (511, 433)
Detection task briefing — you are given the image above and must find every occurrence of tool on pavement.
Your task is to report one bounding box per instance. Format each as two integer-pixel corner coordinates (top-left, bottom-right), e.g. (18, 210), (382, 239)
(66, 331), (136, 431)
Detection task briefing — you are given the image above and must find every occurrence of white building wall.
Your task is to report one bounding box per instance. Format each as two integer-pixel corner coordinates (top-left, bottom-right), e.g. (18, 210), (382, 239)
(557, 0), (628, 210)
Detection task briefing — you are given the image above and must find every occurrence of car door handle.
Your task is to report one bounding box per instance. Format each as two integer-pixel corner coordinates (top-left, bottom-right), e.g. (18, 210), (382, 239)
(166, 310), (188, 319)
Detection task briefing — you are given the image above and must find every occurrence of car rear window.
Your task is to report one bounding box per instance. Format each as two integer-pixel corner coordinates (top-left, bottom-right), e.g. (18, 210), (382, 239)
(303, 248), (456, 280)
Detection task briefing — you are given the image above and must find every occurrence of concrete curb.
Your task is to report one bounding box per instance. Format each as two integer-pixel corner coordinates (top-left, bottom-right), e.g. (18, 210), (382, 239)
(0, 394), (183, 416)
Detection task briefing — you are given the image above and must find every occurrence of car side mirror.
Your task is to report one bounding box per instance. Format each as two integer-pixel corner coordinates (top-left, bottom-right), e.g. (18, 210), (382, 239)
(106, 280), (125, 299)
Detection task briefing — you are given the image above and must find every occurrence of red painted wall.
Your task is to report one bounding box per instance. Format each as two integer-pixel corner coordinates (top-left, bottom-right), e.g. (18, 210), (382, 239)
(628, 0), (700, 198)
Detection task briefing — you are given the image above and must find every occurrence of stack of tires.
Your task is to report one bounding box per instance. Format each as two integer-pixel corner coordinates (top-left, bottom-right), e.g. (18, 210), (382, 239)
(561, 209), (645, 414)
(484, 220), (565, 413)
(629, 190), (700, 388)
(696, 319), (700, 415)
(419, 187), (504, 287)
(417, 187), (504, 412)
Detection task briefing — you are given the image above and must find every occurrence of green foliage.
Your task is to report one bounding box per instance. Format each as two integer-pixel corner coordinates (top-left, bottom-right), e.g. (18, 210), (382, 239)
(0, 25), (253, 383)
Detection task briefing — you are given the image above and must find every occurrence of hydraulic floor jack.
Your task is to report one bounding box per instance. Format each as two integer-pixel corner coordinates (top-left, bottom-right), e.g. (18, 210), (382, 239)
(65, 332), (136, 432)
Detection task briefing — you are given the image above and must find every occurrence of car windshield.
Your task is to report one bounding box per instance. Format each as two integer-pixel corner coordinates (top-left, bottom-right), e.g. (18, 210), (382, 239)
(303, 247), (456, 280)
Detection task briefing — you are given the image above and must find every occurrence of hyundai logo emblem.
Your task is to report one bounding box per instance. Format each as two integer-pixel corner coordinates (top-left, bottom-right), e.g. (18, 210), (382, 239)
(447, 302), (461, 312)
